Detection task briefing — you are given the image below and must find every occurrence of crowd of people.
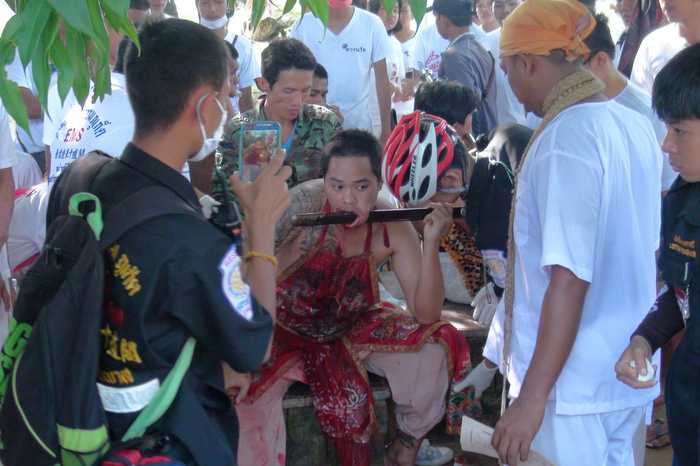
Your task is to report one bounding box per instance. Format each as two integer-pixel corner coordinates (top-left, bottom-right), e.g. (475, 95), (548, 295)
(0, 0), (699, 465)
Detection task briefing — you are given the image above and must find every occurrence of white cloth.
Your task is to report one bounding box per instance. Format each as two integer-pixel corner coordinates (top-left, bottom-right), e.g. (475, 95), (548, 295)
(0, 105), (18, 170)
(369, 35), (406, 137)
(523, 82), (677, 190)
(7, 183), (49, 276)
(48, 72), (134, 184)
(291, 8), (391, 132)
(439, 251), (473, 304)
(614, 82), (677, 190)
(502, 102), (661, 415)
(412, 23), (450, 78)
(630, 23), (687, 94)
(224, 32), (261, 113)
(12, 151), (41, 189)
(43, 74), (79, 147)
(531, 402), (645, 466)
(5, 51), (44, 154)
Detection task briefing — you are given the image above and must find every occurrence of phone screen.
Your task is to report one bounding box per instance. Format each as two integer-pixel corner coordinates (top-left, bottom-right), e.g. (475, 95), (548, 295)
(405, 70), (415, 80)
(239, 121), (281, 182)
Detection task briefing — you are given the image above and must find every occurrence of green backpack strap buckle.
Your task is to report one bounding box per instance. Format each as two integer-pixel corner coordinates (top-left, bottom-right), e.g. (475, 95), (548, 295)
(68, 193), (104, 240)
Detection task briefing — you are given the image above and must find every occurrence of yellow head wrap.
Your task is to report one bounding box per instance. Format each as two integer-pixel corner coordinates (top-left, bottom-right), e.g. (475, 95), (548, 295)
(500, 0), (596, 62)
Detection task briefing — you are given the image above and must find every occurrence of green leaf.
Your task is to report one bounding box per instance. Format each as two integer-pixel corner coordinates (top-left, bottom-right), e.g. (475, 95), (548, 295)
(49, 37), (74, 105)
(409, 0), (427, 28)
(47, 0), (94, 36)
(102, 0), (140, 51)
(0, 73), (30, 135)
(303, 0), (329, 26)
(251, 0), (266, 31)
(87, 0), (109, 56)
(383, 0), (394, 18)
(0, 41), (15, 68)
(30, 14), (58, 112)
(14, 0), (52, 66)
(65, 28), (90, 106)
(282, 0), (297, 16)
(0, 14), (23, 42)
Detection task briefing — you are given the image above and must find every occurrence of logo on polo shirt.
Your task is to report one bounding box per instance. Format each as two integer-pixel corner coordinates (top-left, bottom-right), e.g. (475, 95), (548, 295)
(342, 43), (367, 53)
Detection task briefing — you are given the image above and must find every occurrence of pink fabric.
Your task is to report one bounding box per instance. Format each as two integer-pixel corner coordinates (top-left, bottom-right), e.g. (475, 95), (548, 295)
(236, 344), (449, 466)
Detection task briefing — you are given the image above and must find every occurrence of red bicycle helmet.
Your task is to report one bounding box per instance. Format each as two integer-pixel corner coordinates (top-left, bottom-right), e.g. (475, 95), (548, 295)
(382, 111), (457, 205)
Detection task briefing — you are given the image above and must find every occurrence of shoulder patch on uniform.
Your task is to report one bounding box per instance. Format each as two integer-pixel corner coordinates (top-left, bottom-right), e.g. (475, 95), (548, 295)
(219, 246), (254, 321)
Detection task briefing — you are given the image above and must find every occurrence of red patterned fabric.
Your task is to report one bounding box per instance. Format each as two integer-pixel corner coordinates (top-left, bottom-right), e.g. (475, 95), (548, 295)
(246, 217), (472, 464)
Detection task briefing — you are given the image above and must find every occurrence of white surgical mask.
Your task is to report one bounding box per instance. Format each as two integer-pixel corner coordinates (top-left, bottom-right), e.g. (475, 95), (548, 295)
(199, 15), (228, 30)
(192, 93), (227, 162)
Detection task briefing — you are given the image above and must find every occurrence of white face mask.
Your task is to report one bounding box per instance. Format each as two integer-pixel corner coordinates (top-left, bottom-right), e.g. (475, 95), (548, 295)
(200, 15), (228, 30)
(192, 93), (227, 162)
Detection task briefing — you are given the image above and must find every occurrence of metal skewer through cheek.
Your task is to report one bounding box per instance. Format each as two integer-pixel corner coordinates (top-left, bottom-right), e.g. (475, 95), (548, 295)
(291, 207), (466, 227)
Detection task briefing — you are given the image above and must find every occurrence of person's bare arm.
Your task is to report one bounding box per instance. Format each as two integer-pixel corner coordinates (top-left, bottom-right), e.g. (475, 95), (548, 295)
(492, 265), (589, 465)
(238, 87), (255, 114)
(390, 203), (452, 324)
(372, 59), (392, 146)
(20, 88), (41, 120)
(0, 167), (14, 249)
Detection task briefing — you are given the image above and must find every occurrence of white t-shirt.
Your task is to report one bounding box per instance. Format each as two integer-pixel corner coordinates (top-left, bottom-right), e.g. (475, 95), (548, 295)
(5, 51), (44, 154)
(48, 72), (191, 184)
(412, 23), (450, 78)
(292, 9), (391, 131)
(0, 105), (18, 170)
(481, 28), (526, 126)
(630, 23), (687, 94)
(615, 82), (678, 190)
(501, 102), (661, 415)
(7, 183), (49, 276)
(12, 151), (42, 190)
(48, 72), (134, 184)
(224, 32), (262, 113)
(525, 82), (678, 190)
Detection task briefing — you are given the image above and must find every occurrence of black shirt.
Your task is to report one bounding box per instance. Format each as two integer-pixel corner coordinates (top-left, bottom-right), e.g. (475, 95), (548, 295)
(633, 178), (700, 466)
(49, 144), (273, 466)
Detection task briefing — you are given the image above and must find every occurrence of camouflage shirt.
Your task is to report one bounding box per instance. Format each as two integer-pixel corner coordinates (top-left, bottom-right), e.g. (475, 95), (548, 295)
(212, 100), (341, 206)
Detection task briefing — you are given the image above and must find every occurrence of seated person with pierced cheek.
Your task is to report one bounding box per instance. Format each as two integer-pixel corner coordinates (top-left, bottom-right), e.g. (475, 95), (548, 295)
(227, 129), (475, 466)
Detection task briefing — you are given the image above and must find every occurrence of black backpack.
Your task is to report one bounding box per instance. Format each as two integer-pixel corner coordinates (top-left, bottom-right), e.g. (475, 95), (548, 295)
(0, 152), (199, 466)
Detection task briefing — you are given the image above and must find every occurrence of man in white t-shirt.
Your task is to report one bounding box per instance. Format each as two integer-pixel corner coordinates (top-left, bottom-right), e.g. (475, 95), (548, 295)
(630, 0), (699, 93)
(196, 0), (261, 114)
(48, 71), (134, 184)
(492, 1), (662, 465)
(291, 0), (392, 143)
(412, 22), (451, 78)
(0, 104), (18, 341)
(585, 13), (677, 190)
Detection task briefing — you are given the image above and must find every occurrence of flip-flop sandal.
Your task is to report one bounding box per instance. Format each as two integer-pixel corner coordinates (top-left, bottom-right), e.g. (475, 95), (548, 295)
(646, 419), (671, 449)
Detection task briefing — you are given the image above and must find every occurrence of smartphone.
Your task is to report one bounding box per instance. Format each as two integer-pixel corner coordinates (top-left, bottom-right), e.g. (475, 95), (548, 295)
(405, 70), (415, 80)
(239, 121), (281, 182)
